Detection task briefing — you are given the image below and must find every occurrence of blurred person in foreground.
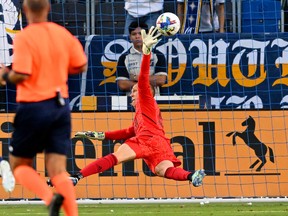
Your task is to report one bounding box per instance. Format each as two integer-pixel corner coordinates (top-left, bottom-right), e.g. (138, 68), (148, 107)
(0, 0), (87, 215)
(70, 27), (206, 188)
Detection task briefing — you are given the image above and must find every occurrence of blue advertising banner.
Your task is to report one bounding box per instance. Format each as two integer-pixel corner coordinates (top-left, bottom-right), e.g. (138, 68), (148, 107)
(68, 33), (288, 111)
(6, 33), (288, 111)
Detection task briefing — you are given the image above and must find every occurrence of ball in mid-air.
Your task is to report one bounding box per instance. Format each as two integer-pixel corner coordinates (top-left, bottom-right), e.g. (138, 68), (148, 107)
(156, 12), (180, 36)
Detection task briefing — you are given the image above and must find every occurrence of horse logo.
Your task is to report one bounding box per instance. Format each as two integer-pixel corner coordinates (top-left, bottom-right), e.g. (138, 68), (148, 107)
(226, 115), (274, 171)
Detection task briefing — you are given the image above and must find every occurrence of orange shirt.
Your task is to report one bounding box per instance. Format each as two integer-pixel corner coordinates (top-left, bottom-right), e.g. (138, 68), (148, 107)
(12, 22), (87, 102)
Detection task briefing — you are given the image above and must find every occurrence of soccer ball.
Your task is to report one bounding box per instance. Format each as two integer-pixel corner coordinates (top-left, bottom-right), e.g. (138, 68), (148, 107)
(156, 12), (180, 36)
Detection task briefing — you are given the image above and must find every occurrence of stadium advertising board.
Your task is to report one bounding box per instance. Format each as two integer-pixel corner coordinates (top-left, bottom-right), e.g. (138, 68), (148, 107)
(0, 111), (287, 199)
(5, 33), (288, 112)
(67, 33), (288, 111)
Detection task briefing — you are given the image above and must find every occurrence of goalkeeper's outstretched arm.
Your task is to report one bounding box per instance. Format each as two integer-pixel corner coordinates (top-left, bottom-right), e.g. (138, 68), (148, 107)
(75, 131), (105, 140)
(75, 126), (135, 141)
(141, 26), (162, 55)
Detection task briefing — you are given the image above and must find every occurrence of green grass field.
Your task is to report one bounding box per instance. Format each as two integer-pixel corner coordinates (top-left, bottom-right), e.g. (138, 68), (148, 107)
(0, 202), (287, 215)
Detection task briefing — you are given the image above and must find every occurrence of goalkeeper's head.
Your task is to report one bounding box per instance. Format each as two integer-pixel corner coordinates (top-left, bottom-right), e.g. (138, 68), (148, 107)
(130, 83), (155, 108)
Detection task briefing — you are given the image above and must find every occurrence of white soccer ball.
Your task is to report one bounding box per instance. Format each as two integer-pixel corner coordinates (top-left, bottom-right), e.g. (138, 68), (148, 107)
(156, 12), (180, 36)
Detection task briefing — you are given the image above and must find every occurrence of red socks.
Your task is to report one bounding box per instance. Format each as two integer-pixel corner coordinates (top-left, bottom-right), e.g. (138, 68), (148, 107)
(164, 167), (191, 181)
(80, 155), (190, 182)
(80, 154), (118, 177)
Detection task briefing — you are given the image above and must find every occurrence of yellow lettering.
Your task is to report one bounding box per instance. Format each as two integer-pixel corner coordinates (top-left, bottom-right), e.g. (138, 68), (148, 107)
(232, 64), (266, 87)
(100, 61), (117, 85)
(192, 64), (229, 87)
(273, 64), (288, 86)
(163, 63), (186, 87)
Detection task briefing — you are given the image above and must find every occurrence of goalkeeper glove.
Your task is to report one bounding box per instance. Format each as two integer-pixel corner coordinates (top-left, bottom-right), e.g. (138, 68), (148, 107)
(75, 131), (105, 140)
(141, 26), (162, 55)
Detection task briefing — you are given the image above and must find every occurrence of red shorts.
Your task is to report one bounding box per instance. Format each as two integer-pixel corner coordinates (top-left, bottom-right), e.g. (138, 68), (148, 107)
(125, 135), (181, 173)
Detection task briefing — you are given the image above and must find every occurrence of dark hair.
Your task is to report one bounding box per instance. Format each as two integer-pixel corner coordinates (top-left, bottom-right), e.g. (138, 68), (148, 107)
(128, 21), (149, 34)
(24, 0), (49, 13)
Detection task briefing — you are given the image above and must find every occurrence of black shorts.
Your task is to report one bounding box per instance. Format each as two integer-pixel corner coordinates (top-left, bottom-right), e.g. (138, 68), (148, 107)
(10, 98), (71, 158)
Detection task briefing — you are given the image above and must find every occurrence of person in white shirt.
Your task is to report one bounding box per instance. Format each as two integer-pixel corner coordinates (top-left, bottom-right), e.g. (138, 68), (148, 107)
(177, 0), (225, 34)
(124, 0), (164, 35)
(117, 21), (167, 96)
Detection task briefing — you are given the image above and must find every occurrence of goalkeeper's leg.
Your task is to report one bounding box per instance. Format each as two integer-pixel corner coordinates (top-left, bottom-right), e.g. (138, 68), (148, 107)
(165, 167), (206, 187)
(156, 160), (206, 187)
(47, 153), (118, 187)
(48, 143), (137, 186)
(75, 153), (118, 179)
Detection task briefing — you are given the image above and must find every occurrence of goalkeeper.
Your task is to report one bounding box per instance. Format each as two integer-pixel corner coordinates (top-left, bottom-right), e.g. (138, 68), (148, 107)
(71, 27), (205, 186)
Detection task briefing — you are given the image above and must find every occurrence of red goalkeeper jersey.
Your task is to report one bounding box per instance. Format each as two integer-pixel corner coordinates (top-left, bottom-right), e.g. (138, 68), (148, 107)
(105, 54), (165, 140)
(105, 54), (181, 172)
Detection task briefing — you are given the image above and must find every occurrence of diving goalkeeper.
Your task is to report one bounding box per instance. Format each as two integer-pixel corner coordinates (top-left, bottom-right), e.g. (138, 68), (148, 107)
(59, 27), (205, 187)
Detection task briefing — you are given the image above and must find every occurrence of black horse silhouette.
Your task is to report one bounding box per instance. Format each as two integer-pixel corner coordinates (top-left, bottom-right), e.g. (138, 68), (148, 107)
(226, 116), (274, 171)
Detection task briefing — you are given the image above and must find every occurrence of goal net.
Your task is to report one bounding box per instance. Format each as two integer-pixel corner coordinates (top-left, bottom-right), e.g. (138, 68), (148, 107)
(0, 0), (288, 203)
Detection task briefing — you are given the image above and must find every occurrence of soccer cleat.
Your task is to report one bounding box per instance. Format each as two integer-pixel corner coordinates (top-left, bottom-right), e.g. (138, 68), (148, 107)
(47, 174), (82, 187)
(191, 169), (206, 187)
(48, 193), (64, 216)
(69, 175), (80, 186)
(0, 160), (15, 192)
(47, 178), (53, 187)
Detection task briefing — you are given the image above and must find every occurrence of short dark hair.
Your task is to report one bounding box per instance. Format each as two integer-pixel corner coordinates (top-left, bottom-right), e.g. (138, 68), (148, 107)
(128, 21), (149, 34)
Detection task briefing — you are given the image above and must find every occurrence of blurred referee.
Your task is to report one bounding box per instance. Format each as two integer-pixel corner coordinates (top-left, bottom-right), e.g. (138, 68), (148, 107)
(0, 0), (87, 215)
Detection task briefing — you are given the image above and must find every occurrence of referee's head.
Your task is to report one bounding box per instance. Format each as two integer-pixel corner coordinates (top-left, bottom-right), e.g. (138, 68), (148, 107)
(23, 0), (50, 22)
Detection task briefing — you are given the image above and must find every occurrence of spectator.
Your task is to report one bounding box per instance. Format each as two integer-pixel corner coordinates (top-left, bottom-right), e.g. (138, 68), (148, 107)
(177, 0), (225, 34)
(116, 21), (167, 96)
(124, 0), (163, 35)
